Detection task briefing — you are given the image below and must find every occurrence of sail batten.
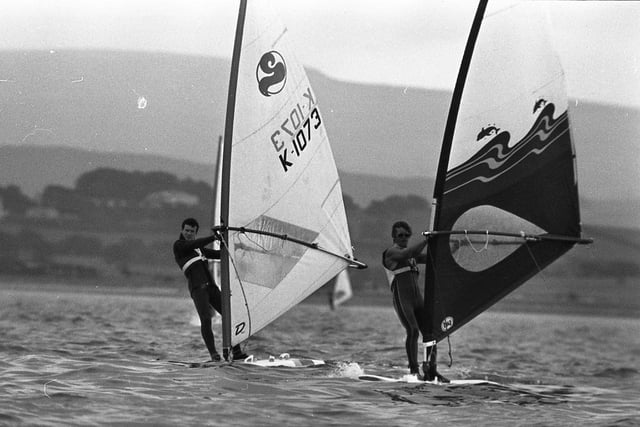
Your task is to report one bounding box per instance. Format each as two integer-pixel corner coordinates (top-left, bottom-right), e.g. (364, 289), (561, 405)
(423, 0), (590, 349)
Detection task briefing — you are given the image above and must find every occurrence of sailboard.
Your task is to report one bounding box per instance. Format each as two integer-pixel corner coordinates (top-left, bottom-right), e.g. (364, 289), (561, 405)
(167, 360), (222, 369)
(329, 270), (353, 309)
(241, 353), (324, 368)
(218, 0), (366, 362)
(421, 0), (592, 377)
(358, 374), (497, 386)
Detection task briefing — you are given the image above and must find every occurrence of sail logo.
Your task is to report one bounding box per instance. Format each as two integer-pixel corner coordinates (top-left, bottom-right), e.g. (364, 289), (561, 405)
(256, 51), (287, 97)
(445, 103), (568, 196)
(441, 316), (454, 332)
(268, 87), (322, 173)
(234, 322), (246, 336)
(476, 124), (501, 141)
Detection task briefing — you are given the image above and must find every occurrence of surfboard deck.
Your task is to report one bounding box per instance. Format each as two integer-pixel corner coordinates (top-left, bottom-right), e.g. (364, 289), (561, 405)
(240, 353), (325, 368)
(358, 374), (499, 386)
(167, 360), (222, 368)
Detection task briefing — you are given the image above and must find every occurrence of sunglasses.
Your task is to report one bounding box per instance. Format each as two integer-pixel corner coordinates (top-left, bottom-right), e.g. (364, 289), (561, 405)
(396, 233), (411, 238)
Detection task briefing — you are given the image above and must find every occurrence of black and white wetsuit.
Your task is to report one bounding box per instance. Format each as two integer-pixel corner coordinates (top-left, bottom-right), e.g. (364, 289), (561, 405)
(173, 234), (244, 359)
(382, 248), (427, 374)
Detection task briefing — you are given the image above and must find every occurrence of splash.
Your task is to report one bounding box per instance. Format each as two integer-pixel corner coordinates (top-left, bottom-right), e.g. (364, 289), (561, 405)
(329, 361), (364, 379)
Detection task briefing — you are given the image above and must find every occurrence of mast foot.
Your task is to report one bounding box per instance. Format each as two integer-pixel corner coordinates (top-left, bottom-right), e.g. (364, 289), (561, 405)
(422, 342), (450, 383)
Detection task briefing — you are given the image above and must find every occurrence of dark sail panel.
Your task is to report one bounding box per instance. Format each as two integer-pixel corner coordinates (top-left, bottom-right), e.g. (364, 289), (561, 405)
(431, 105), (581, 341)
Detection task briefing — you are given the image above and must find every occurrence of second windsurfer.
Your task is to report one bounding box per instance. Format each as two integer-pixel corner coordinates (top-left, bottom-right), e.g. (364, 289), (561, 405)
(382, 220), (449, 382)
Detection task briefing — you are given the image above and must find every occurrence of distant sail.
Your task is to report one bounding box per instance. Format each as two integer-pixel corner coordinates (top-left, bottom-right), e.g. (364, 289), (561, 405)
(330, 270), (353, 309)
(220, 1), (365, 348)
(423, 1), (591, 346)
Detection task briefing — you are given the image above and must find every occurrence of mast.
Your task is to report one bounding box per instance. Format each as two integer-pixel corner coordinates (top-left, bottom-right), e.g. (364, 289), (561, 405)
(212, 135), (222, 226)
(210, 135), (223, 277)
(221, 0), (248, 359)
(422, 0), (487, 377)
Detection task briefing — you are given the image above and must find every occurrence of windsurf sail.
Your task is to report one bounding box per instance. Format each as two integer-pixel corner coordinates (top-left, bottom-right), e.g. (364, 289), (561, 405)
(422, 0), (592, 373)
(219, 0), (366, 353)
(329, 270), (353, 309)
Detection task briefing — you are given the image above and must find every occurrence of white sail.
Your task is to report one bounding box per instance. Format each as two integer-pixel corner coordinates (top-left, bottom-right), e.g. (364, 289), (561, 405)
(223, 1), (358, 346)
(448, 0), (570, 172)
(211, 137), (223, 287)
(330, 270), (353, 309)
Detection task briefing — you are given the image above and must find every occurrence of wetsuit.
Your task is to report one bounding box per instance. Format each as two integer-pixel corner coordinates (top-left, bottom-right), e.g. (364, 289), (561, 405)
(173, 234), (245, 360)
(382, 247), (428, 374)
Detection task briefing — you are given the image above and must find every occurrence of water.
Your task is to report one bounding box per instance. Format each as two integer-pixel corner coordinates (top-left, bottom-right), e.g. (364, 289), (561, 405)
(1, 284), (639, 426)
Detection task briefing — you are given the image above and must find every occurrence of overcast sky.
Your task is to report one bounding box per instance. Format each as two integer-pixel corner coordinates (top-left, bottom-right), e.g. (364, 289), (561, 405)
(1, 0), (639, 108)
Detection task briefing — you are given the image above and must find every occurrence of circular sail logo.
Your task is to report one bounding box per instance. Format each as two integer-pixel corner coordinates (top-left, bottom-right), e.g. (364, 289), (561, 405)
(441, 316), (454, 332)
(256, 51), (287, 97)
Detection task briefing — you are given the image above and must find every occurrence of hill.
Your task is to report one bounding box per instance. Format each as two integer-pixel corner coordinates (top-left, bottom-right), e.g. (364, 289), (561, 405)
(0, 49), (638, 205)
(0, 144), (432, 209)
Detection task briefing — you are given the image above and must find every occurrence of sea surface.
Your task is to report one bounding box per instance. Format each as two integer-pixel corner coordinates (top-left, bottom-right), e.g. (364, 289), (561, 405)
(1, 284), (639, 426)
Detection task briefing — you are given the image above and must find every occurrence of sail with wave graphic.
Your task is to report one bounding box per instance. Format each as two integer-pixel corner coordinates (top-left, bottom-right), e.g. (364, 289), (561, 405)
(421, 0), (592, 378)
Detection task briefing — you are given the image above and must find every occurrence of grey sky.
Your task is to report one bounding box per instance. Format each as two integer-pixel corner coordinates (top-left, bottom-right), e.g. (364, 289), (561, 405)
(1, 0), (638, 108)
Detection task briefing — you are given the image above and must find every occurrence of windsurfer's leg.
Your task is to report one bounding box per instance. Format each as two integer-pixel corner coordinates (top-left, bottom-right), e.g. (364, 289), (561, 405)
(206, 283), (247, 361)
(199, 319), (220, 360)
(410, 287), (448, 382)
(208, 283), (222, 314)
(191, 286), (219, 360)
(393, 285), (421, 374)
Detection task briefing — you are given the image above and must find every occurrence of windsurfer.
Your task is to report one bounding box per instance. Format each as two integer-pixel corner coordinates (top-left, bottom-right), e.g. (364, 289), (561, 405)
(173, 218), (248, 362)
(382, 221), (448, 382)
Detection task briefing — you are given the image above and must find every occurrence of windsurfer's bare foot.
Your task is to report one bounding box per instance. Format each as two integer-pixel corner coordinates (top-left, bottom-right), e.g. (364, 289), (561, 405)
(424, 369), (450, 383)
(423, 362), (450, 383)
(433, 371), (450, 383)
(232, 351), (248, 361)
(210, 352), (222, 362)
(409, 370), (424, 381)
(232, 345), (248, 361)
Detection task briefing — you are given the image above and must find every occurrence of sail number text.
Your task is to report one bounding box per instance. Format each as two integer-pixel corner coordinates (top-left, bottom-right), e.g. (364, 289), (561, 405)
(270, 87), (322, 173)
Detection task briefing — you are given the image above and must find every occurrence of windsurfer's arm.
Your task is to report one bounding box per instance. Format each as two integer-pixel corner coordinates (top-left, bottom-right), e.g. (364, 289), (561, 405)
(201, 247), (221, 260)
(174, 235), (218, 255)
(415, 253), (428, 264)
(385, 238), (428, 264)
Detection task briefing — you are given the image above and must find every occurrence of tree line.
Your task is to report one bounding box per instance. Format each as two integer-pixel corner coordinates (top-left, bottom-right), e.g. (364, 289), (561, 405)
(1, 168), (212, 229)
(0, 168), (432, 287)
(1, 168), (637, 286)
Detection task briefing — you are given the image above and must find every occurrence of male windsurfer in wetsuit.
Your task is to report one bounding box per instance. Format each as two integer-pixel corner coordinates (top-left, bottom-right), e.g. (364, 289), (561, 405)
(173, 217), (248, 362)
(382, 221), (448, 382)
